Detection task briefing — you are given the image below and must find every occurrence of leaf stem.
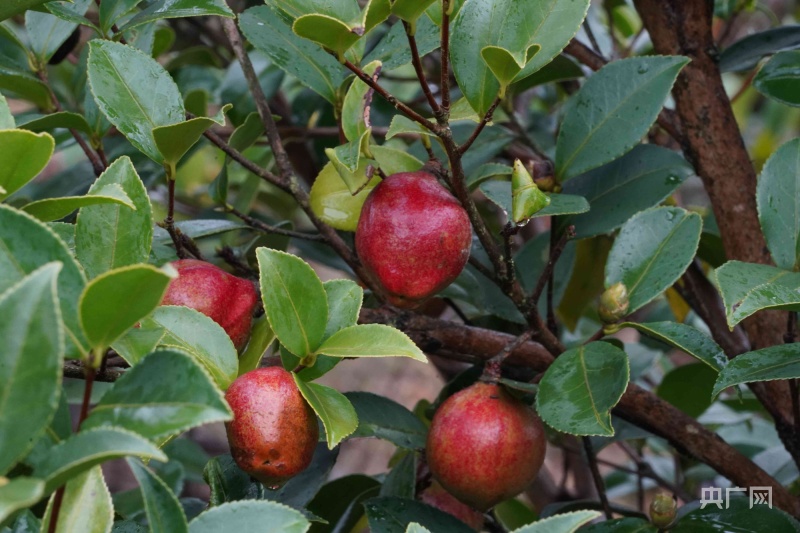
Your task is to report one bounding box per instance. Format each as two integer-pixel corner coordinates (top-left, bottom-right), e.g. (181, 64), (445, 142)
(404, 21), (441, 116)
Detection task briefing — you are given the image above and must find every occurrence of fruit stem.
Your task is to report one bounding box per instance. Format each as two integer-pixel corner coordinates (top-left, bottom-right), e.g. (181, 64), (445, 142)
(482, 330), (534, 380)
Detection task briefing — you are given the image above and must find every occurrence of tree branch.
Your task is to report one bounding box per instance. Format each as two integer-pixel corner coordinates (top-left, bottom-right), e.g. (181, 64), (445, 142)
(404, 21), (441, 116)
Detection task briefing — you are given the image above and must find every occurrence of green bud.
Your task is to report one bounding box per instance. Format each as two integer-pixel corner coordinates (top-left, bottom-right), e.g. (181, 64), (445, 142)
(598, 282), (629, 324)
(649, 492), (677, 528)
(511, 159), (550, 224)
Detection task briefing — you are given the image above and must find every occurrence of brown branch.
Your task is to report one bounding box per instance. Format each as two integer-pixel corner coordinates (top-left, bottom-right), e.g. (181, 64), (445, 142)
(404, 21), (441, 116)
(227, 206), (326, 242)
(458, 97), (502, 154)
(440, 0), (452, 115)
(583, 437), (613, 519)
(530, 226), (573, 305)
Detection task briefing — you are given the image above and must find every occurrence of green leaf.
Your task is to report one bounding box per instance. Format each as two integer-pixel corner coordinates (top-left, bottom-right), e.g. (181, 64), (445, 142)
(0, 478), (44, 525)
(322, 279), (363, 340)
(386, 114), (436, 140)
(754, 50), (800, 106)
(293, 14), (361, 61)
(605, 207), (702, 314)
(372, 145), (423, 174)
(657, 363), (717, 418)
(82, 349), (232, 442)
(0, 263), (63, 475)
(309, 161), (378, 232)
(325, 129), (375, 193)
(87, 40), (184, 163)
(256, 248), (328, 357)
(75, 156), (154, 279)
(362, 14), (439, 71)
(237, 315), (276, 376)
(719, 26), (800, 72)
(346, 392), (427, 449)
(756, 138), (800, 270)
(315, 324), (427, 363)
(153, 104), (231, 169)
(511, 159), (550, 224)
(671, 497), (800, 531)
(189, 501), (310, 533)
(30, 427), (167, 494)
(451, 0), (590, 116)
(341, 61), (381, 142)
(79, 264), (173, 353)
(0, 129), (54, 201)
(715, 261), (800, 328)
(0, 0), (50, 22)
(390, 0), (435, 25)
(0, 93), (13, 129)
(25, 0), (91, 65)
(142, 305), (239, 391)
(99, 0), (142, 34)
(128, 459), (189, 533)
(479, 181), (588, 218)
(121, 0), (234, 31)
(536, 341), (629, 436)
(0, 67), (53, 110)
(511, 511), (601, 533)
(509, 54), (583, 94)
(481, 44), (541, 95)
(0, 205), (88, 358)
(561, 144), (695, 239)
(466, 163), (513, 189)
(712, 343), (800, 398)
(240, 5), (346, 104)
(581, 517), (656, 532)
(380, 453), (416, 499)
(621, 321), (727, 372)
(44, 1), (98, 31)
(40, 467), (113, 533)
(364, 496), (475, 533)
(293, 375), (358, 449)
(21, 183), (134, 222)
(555, 56), (689, 180)
(111, 324), (166, 366)
(494, 499), (537, 531)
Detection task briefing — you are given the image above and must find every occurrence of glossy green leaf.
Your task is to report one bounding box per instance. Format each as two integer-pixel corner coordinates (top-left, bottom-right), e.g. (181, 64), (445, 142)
(537, 341), (629, 436)
(87, 40), (184, 163)
(364, 497), (475, 533)
(479, 181), (588, 218)
(372, 145), (424, 174)
(75, 156), (154, 279)
(754, 50), (800, 106)
(25, 0), (91, 65)
(315, 324), (427, 363)
(256, 248), (328, 357)
(99, 0), (142, 34)
(153, 104), (231, 168)
(509, 54), (583, 94)
(712, 343), (800, 398)
(128, 459), (189, 533)
(143, 305), (238, 390)
(44, 1), (97, 31)
(406, 523), (431, 533)
(719, 26), (800, 72)
(121, 0), (234, 31)
(0, 263), (63, 475)
(482, 44), (541, 94)
(605, 207), (702, 314)
(341, 61), (381, 142)
(240, 5), (346, 104)
(189, 501), (310, 533)
(466, 162), (513, 189)
(0, 477), (44, 524)
(309, 161), (378, 231)
(511, 159), (549, 224)
(386, 114), (436, 140)
(0, 93), (13, 129)
(0, 0), (49, 22)
(380, 453), (415, 499)
(362, 14), (439, 71)
(0, 205), (87, 358)
(325, 129), (374, 193)
(0, 129), (54, 201)
(111, 324), (166, 367)
(756, 138), (800, 270)
(293, 14), (360, 61)
(561, 144), (695, 239)
(511, 511), (601, 533)
(494, 499), (537, 531)
(346, 392), (427, 449)
(658, 363), (717, 418)
(0, 67), (53, 110)
(581, 517), (655, 532)
(21, 183), (134, 222)
(390, 0), (435, 25)
(621, 321), (727, 372)
(451, 0), (590, 116)
(40, 467), (113, 533)
(555, 56), (689, 180)
(82, 349), (232, 442)
(79, 264), (173, 353)
(31, 427), (167, 493)
(715, 261), (800, 327)
(322, 279), (363, 340)
(237, 315), (276, 376)
(293, 375), (358, 449)
(671, 497), (800, 531)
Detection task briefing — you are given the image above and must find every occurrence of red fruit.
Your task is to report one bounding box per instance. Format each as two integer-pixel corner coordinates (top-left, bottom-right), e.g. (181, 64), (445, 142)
(162, 259), (258, 349)
(355, 171), (471, 308)
(224, 367), (318, 487)
(426, 382), (547, 511)
(420, 481), (485, 531)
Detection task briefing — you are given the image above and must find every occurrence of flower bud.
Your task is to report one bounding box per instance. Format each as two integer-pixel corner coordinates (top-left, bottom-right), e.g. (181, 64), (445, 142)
(598, 282), (629, 324)
(511, 159), (550, 224)
(649, 492), (677, 528)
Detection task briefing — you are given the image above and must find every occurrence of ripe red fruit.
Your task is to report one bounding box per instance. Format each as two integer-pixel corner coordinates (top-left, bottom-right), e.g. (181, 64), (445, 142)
(420, 481), (485, 531)
(224, 367), (318, 487)
(161, 259), (258, 349)
(426, 382), (547, 511)
(355, 171), (471, 308)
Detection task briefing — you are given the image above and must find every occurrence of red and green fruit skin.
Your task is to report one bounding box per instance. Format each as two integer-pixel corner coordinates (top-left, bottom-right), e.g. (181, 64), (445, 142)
(426, 382), (547, 511)
(224, 367), (318, 487)
(420, 481), (485, 531)
(161, 259), (258, 349)
(355, 171), (472, 308)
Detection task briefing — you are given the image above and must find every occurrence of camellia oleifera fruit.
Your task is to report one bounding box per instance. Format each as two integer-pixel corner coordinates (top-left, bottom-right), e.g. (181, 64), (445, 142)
(224, 367), (318, 487)
(420, 481), (485, 531)
(426, 382), (547, 511)
(355, 171), (471, 308)
(161, 259), (258, 349)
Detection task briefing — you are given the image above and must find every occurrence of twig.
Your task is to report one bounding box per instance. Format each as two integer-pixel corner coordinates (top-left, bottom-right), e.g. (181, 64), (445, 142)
(530, 226), (573, 305)
(443, 297), (472, 325)
(583, 19), (604, 58)
(227, 206), (326, 242)
(404, 21), (441, 115)
(583, 437), (613, 519)
(440, 0), (452, 115)
(483, 330), (534, 379)
(203, 128), (286, 190)
(501, 222), (519, 286)
(731, 68), (757, 104)
(458, 97), (502, 154)
(787, 312), (800, 427)
(63, 360), (125, 382)
(163, 177), (191, 259)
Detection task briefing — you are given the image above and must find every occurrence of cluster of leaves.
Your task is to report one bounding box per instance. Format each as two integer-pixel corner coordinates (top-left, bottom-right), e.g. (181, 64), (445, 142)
(2, 0), (800, 531)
